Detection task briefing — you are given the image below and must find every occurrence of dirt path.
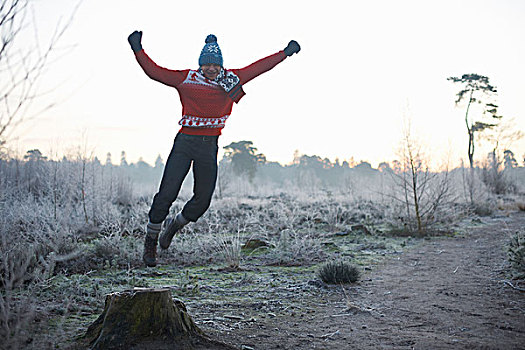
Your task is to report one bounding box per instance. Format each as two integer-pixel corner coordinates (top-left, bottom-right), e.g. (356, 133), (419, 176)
(210, 212), (525, 349)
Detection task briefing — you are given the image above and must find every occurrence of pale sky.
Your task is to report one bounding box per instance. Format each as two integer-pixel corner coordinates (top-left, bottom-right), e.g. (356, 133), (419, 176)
(9, 0), (525, 167)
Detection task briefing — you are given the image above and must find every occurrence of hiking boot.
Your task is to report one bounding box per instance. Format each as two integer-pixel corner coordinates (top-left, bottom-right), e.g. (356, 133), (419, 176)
(143, 233), (158, 267)
(159, 217), (184, 250)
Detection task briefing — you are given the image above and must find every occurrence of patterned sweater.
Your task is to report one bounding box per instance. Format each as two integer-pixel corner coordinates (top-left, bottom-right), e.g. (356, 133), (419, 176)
(134, 50), (287, 136)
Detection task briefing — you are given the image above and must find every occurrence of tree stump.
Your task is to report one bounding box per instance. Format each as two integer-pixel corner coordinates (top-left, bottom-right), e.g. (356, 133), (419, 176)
(85, 288), (232, 350)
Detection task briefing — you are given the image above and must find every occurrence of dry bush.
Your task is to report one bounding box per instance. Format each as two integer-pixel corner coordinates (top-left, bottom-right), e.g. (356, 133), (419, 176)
(0, 241), (44, 349)
(386, 125), (457, 234)
(480, 152), (517, 195)
(265, 229), (326, 266)
(162, 231), (217, 266)
(472, 201), (496, 217)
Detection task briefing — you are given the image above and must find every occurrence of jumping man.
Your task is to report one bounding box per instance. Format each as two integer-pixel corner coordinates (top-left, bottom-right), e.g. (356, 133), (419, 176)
(127, 31), (301, 267)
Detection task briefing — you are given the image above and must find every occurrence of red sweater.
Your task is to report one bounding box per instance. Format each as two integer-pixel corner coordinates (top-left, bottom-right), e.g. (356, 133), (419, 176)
(135, 50), (287, 136)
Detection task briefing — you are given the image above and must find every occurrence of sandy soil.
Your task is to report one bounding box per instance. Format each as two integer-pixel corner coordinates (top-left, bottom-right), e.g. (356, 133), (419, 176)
(203, 212), (525, 349)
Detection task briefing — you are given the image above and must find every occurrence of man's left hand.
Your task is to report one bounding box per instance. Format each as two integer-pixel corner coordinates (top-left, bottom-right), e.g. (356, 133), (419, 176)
(284, 40), (301, 56)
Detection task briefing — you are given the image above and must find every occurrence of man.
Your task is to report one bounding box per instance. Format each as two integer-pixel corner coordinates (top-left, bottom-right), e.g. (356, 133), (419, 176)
(127, 31), (300, 267)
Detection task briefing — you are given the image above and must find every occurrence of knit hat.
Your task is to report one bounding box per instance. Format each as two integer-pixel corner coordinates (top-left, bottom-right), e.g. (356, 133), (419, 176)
(199, 34), (223, 67)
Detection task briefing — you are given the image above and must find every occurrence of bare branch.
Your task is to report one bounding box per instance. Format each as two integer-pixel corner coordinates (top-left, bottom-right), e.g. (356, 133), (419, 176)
(0, 0), (80, 143)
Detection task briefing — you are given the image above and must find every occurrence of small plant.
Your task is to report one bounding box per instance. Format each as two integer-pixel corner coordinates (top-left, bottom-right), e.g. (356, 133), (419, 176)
(175, 270), (200, 296)
(508, 230), (525, 279)
(216, 230), (242, 269)
(318, 260), (360, 284)
(472, 201), (495, 217)
(267, 229), (325, 266)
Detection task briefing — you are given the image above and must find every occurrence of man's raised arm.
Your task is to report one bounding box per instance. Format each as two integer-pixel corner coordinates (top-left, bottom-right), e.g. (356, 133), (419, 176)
(128, 30), (186, 87)
(235, 40), (300, 85)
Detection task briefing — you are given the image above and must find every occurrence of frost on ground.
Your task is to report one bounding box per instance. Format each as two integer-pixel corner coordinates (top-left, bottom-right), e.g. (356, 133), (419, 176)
(201, 213), (525, 350)
(1, 156), (524, 349)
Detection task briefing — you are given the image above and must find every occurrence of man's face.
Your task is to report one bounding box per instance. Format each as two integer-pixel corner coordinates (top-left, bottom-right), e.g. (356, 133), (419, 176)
(201, 64), (221, 80)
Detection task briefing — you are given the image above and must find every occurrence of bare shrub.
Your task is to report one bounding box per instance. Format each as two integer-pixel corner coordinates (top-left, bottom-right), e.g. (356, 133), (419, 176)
(0, 241), (43, 349)
(216, 160), (233, 199)
(481, 150), (517, 195)
(472, 201), (495, 217)
(266, 229), (326, 266)
(387, 121), (455, 234)
(162, 211), (223, 266)
(460, 162), (488, 206)
(164, 232), (216, 266)
(0, 286), (35, 350)
(115, 175), (134, 206)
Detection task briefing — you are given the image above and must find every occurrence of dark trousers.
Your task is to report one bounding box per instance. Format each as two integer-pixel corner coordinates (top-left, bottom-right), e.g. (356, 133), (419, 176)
(148, 133), (219, 224)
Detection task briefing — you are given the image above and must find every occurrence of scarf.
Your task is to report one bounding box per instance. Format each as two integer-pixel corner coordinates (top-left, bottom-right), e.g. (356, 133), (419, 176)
(199, 68), (245, 103)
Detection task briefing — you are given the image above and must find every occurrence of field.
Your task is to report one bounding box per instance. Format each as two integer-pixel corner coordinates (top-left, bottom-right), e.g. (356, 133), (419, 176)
(1, 157), (524, 349)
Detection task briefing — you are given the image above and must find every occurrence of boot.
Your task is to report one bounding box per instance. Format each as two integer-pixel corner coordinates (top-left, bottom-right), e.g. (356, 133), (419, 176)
(159, 213), (188, 250)
(143, 222), (161, 267)
(143, 233), (158, 267)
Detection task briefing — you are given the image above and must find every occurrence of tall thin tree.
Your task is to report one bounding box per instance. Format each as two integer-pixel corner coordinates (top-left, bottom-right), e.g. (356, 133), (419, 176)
(447, 74), (502, 168)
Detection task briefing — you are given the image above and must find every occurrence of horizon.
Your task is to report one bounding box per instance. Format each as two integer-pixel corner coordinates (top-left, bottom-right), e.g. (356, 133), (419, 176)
(8, 143), (523, 172)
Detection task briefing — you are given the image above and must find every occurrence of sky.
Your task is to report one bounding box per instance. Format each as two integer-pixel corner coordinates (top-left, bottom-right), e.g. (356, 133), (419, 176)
(7, 0), (525, 167)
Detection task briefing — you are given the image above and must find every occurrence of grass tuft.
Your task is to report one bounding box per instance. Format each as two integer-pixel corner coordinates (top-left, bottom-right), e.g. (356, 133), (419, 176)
(318, 260), (360, 284)
(508, 229), (525, 279)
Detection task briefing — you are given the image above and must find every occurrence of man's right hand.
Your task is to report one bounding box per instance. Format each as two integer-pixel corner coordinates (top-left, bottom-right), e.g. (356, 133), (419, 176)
(128, 31), (143, 52)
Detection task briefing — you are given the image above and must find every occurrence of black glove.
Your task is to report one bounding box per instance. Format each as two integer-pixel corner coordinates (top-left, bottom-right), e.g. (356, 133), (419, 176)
(128, 30), (143, 52)
(284, 40), (300, 56)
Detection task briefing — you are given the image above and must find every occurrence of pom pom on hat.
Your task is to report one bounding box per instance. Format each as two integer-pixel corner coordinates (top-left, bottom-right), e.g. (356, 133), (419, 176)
(199, 34), (223, 67)
(205, 34), (217, 44)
